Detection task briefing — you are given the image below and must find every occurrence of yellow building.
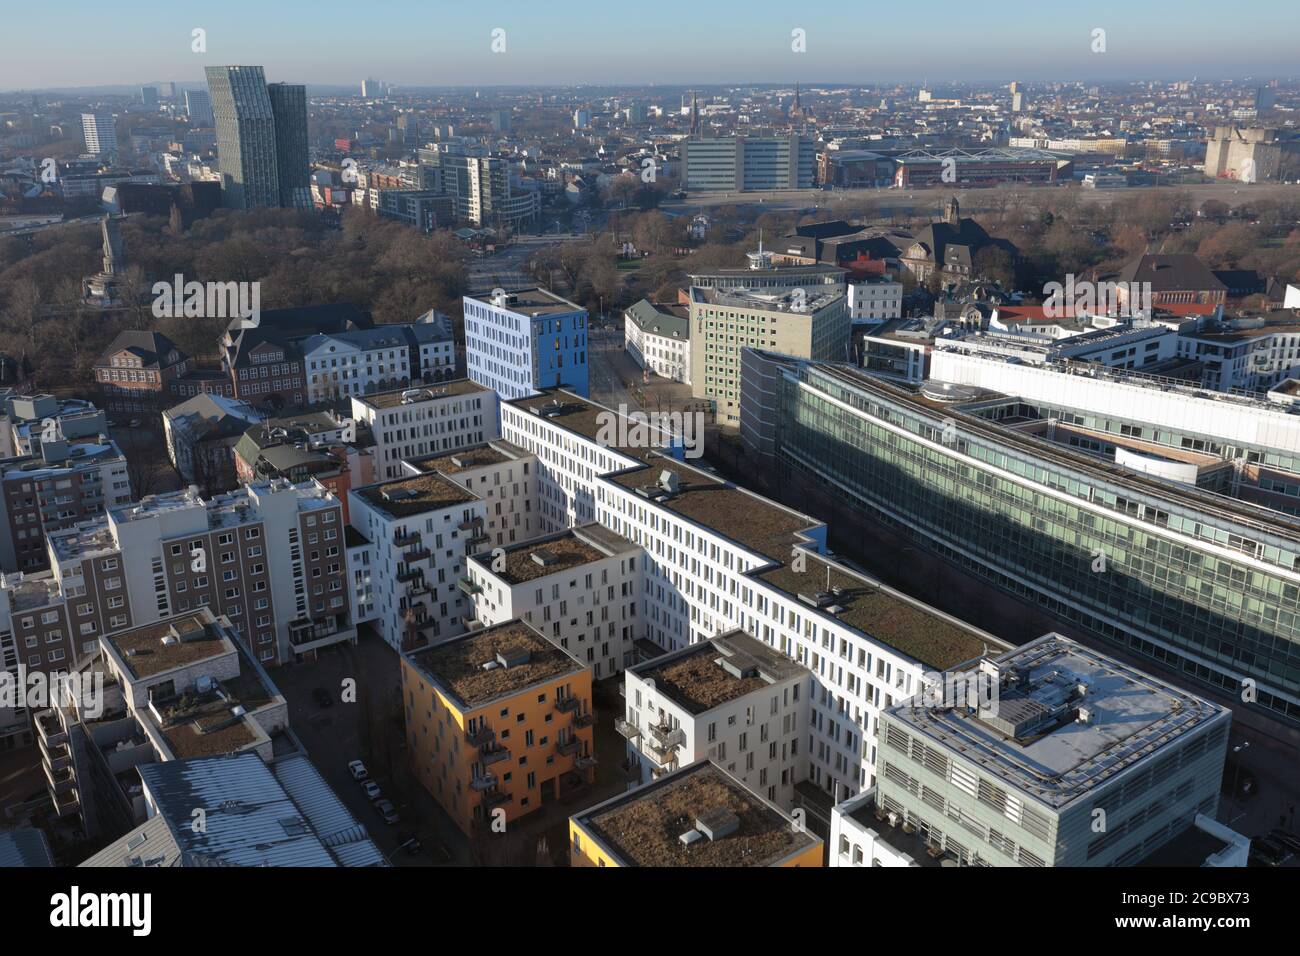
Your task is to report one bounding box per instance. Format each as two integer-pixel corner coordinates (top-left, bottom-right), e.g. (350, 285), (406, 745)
(401, 619), (594, 836)
(569, 760), (823, 867)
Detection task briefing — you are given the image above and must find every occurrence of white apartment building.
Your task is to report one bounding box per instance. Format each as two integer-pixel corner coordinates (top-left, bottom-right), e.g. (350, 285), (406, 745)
(624, 300), (691, 384)
(351, 381), (499, 481)
(400, 439), (538, 549)
(847, 278), (903, 324)
(41, 478), (354, 667)
(81, 113), (117, 156)
(463, 289), (589, 400)
(499, 388), (1006, 806)
(462, 523), (642, 680)
(346, 472), (488, 651)
(618, 629), (811, 809)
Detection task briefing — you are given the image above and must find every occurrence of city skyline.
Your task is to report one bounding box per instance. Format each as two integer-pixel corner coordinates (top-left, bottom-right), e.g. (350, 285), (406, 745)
(3, 0), (1299, 91)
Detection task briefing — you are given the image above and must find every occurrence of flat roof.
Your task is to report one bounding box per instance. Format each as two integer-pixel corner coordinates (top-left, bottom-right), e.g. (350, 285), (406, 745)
(510, 391), (675, 460)
(405, 620), (585, 710)
(631, 630), (807, 715)
(411, 441), (523, 474)
(886, 634), (1229, 810)
(106, 612), (230, 680)
(575, 761), (820, 867)
(478, 525), (635, 584)
(608, 457), (819, 562)
(353, 379), (490, 410)
(759, 553), (990, 671)
(465, 287), (585, 316)
(354, 472), (477, 518)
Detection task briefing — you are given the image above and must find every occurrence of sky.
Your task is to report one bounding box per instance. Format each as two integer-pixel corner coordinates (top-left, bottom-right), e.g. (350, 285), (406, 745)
(3, 0), (1297, 91)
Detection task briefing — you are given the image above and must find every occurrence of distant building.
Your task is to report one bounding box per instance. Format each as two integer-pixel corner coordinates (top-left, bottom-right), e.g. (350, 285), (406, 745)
(899, 197), (1019, 285)
(681, 135), (815, 192)
(624, 299), (691, 384)
(1204, 126), (1297, 182)
(184, 88), (214, 125)
(205, 66), (309, 209)
(80, 113), (117, 158)
(94, 331), (192, 417)
(267, 82), (310, 208)
(162, 393), (264, 493)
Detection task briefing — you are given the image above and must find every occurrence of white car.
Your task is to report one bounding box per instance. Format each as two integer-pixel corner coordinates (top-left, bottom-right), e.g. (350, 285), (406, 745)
(362, 780), (382, 801)
(348, 760), (368, 781)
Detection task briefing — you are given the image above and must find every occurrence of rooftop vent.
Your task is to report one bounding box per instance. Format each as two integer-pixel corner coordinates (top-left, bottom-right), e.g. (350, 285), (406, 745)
(695, 807), (740, 841)
(480, 660), (501, 671)
(381, 487), (420, 502)
(797, 591), (835, 609)
(657, 470), (680, 495)
(718, 653), (759, 680)
(495, 647), (531, 669)
(679, 829), (704, 847)
(170, 620), (207, 643)
(530, 549), (559, 568)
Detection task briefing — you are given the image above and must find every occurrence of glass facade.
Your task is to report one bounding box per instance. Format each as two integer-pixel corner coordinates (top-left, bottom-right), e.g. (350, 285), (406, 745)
(767, 365), (1300, 723)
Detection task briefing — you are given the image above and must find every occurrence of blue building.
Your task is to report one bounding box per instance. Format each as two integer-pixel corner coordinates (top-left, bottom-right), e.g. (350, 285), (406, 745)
(463, 288), (589, 400)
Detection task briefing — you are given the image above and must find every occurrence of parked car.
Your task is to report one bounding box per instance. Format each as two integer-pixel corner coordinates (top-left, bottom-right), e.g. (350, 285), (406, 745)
(375, 799), (399, 825)
(128, 418), (142, 428)
(362, 780), (382, 801)
(347, 760), (368, 781)
(312, 686), (333, 707)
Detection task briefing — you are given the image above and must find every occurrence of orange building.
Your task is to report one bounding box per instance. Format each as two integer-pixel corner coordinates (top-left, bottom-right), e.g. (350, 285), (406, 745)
(569, 760), (823, 868)
(401, 619), (594, 836)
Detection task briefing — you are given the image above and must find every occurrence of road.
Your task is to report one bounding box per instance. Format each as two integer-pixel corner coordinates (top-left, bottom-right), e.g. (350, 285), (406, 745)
(465, 233), (589, 295)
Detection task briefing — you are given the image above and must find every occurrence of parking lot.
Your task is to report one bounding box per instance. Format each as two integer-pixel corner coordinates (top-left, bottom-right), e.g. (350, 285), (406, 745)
(272, 630), (469, 866)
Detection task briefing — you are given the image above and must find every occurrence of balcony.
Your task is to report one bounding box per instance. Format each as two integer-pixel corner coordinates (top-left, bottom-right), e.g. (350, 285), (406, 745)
(36, 710), (67, 747)
(45, 764), (75, 795)
(614, 718), (640, 740)
(289, 618), (356, 654)
(573, 711), (595, 729)
(481, 789), (513, 809)
(471, 771), (497, 791)
(481, 745), (510, 765)
(39, 735), (71, 772)
(52, 787), (80, 817)
(404, 546), (431, 562)
(457, 517), (483, 532)
(397, 569), (424, 584)
(465, 724), (495, 747)
(457, 578), (481, 596)
(554, 695), (583, 715)
(647, 723), (684, 750)
(394, 529), (421, 547)
(556, 736), (581, 757)
(468, 533), (490, 548)
(575, 754), (596, 770)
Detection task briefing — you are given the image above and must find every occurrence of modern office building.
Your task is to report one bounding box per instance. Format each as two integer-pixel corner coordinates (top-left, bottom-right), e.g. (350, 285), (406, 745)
(500, 388), (1007, 806)
(681, 135), (816, 191)
(741, 349), (1300, 724)
(401, 440), (538, 549)
(351, 381), (498, 481)
(688, 283), (849, 425)
(463, 289), (589, 400)
(205, 65), (306, 209)
(140, 86), (159, 108)
(401, 618), (594, 835)
(80, 113), (117, 158)
(618, 629), (810, 806)
(267, 82), (310, 208)
(416, 146), (541, 227)
(569, 760), (823, 867)
(184, 88), (213, 125)
(874, 634), (1230, 866)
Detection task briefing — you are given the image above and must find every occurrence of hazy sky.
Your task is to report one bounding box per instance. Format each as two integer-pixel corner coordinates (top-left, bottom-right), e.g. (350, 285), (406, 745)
(4, 0), (1296, 91)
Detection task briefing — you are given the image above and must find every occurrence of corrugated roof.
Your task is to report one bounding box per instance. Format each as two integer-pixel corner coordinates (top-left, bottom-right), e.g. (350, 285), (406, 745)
(272, 753), (387, 867)
(0, 826), (55, 867)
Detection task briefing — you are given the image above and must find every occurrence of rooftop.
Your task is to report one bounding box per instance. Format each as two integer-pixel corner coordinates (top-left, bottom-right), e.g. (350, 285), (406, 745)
(105, 612), (230, 680)
(887, 634), (1230, 810)
(465, 287), (586, 317)
(353, 379), (490, 410)
(759, 553), (991, 671)
(410, 440), (525, 474)
(575, 761), (820, 867)
(475, 525), (633, 584)
(354, 472), (477, 518)
(631, 629), (807, 715)
(406, 619), (584, 710)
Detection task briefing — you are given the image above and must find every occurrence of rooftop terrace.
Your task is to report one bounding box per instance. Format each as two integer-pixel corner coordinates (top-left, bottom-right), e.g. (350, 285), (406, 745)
(354, 379), (490, 410)
(406, 620), (583, 710)
(466, 287), (585, 317)
(633, 630), (807, 714)
(577, 761), (819, 867)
